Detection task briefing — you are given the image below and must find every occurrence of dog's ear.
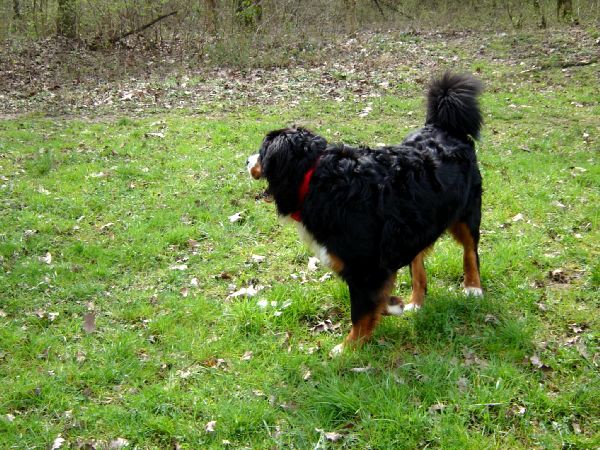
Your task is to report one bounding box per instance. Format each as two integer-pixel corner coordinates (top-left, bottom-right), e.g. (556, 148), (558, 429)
(261, 134), (295, 178)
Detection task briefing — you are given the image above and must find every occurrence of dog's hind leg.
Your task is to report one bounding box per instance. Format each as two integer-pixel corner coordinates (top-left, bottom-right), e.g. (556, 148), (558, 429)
(449, 221), (482, 297)
(405, 249), (428, 311)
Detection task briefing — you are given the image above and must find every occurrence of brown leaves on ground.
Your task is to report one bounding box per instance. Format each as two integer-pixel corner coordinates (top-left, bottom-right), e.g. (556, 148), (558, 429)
(2, 29), (596, 117)
(309, 319), (342, 334)
(83, 312), (96, 333)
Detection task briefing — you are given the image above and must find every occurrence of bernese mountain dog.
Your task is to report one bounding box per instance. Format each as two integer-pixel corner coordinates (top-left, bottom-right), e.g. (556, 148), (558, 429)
(247, 72), (484, 355)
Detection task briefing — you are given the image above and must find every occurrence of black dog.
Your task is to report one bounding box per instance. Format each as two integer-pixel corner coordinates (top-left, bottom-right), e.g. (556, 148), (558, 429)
(247, 73), (483, 354)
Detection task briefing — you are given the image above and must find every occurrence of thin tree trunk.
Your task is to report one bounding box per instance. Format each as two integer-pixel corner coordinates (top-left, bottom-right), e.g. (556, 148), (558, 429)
(205, 0), (217, 34)
(57, 0), (77, 38)
(343, 0), (357, 32)
(557, 0), (573, 21)
(13, 0), (21, 19)
(532, 0), (546, 28)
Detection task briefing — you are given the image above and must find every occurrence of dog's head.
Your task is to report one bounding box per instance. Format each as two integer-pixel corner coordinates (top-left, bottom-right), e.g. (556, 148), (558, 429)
(247, 127), (327, 215)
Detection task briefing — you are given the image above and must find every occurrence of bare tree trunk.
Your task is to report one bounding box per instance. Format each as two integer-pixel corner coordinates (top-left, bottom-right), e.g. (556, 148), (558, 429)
(57, 0), (77, 38)
(557, 0), (573, 21)
(532, 0), (546, 28)
(236, 0), (262, 28)
(343, 0), (357, 33)
(506, 1), (523, 29)
(13, 0), (21, 19)
(205, 0), (218, 34)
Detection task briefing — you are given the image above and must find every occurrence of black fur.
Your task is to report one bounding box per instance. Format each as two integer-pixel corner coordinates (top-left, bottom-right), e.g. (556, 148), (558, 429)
(252, 73), (484, 344)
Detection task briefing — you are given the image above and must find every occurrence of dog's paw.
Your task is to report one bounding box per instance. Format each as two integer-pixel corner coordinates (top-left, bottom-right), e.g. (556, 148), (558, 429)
(464, 287), (483, 297)
(329, 343), (345, 357)
(384, 296), (404, 316)
(403, 303), (422, 312)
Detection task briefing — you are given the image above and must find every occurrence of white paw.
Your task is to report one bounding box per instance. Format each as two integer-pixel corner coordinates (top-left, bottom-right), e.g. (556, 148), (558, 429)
(329, 343), (344, 357)
(385, 303), (405, 316)
(403, 303), (421, 312)
(464, 287), (483, 297)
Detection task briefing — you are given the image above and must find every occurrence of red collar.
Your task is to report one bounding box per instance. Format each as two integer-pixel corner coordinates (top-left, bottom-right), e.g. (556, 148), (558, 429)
(290, 161), (318, 222)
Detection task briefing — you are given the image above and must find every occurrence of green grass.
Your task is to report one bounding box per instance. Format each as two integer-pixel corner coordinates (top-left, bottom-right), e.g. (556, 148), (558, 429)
(1, 41), (599, 449)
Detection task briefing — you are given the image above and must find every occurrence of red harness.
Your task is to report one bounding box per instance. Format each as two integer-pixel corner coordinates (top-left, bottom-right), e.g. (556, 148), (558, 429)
(290, 163), (318, 222)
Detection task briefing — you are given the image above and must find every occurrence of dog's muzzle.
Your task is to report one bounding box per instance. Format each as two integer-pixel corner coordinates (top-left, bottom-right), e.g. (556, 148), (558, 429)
(246, 154), (262, 179)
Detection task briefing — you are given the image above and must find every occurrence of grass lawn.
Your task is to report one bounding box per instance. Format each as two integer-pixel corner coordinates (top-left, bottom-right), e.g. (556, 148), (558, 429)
(1, 31), (599, 449)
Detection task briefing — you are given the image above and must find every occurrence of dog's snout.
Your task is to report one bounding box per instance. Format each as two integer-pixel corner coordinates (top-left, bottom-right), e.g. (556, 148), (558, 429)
(247, 154), (261, 179)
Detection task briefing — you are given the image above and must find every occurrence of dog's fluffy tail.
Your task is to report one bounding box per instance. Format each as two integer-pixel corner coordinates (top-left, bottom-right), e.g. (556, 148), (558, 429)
(426, 72), (483, 140)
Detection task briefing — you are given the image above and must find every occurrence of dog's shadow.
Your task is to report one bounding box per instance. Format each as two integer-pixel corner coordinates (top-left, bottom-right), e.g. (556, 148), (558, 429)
(375, 291), (534, 359)
(297, 292), (537, 433)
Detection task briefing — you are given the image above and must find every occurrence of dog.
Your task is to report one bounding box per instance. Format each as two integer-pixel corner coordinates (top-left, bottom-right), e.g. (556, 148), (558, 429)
(247, 72), (483, 354)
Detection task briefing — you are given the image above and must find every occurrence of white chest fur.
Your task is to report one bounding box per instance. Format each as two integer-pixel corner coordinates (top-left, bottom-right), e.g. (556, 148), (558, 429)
(281, 216), (332, 268)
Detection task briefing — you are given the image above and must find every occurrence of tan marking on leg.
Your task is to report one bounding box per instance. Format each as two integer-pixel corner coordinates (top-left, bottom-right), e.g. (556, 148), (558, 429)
(449, 222), (482, 291)
(409, 250), (428, 307)
(326, 252), (345, 273)
(344, 273), (396, 346)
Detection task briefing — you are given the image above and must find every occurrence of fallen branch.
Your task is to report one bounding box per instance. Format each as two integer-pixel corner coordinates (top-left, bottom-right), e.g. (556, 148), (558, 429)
(110, 11), (178, 45)
(89, 10), (177, 49)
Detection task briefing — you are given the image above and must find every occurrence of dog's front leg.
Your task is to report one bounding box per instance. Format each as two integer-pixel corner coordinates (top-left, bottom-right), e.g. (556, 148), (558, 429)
(330, 273), (395, 356)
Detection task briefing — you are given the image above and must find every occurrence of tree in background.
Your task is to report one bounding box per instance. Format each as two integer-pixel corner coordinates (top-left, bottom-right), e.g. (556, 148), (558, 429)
(557, 0), (574, 21)
(57, 0), (76, 38)
(236, 0), (262, 28)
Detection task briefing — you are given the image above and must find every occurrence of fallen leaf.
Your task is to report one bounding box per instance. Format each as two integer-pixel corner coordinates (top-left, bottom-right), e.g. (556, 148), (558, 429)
(512, 213), (524, 222)
(187, 239), (200, 249)
(83, 312), (96, 333)
(484, 314), (499, 324)
(324, 431), (344, 442)
(319, 273), (332, 282)
(307, 257), (320, 272)
(205, 420), (217, 433)
(568, 323), (586, 334)
(228, 212), (243, 223)
(529, 354), (552, 372)
(227, 285), (263, 299)
(99, 222), (114, 231)
(180, 287), (189, 297)
(241, 351), (253, 361)
(506, 404), (527, 417)
(51, 436), (65, 449)
(310, 319), (341, 334)
(303, 370), (311, 381)
(109, 438), (129, 449)
(428, 403), (446, 414)
(251, 255), (266, 263)
(40, 252), (52, 264)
